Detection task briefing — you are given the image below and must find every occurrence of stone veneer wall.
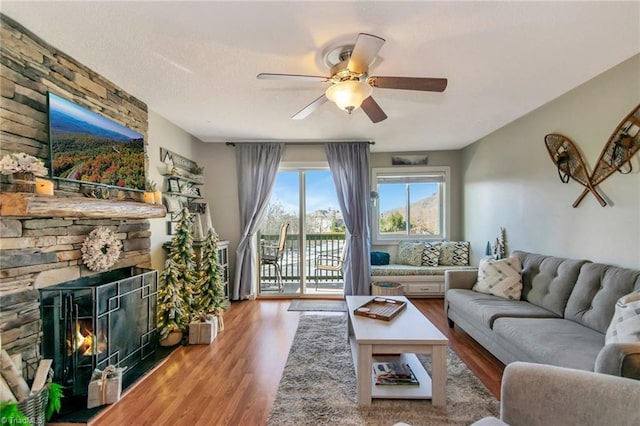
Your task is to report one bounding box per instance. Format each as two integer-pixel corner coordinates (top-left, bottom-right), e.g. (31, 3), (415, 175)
(0, 14), (153, 377)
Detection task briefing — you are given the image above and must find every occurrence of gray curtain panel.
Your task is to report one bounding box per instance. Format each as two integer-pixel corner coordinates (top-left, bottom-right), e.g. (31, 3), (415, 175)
(325, 142), (372, 295)
(233, 143), (284, 300)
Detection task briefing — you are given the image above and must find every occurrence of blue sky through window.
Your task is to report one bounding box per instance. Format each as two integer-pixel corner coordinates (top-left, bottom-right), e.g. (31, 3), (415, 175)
(272, 172), (438, 214)
(271, 170), (341, 214)
(379, 183), (438, 212)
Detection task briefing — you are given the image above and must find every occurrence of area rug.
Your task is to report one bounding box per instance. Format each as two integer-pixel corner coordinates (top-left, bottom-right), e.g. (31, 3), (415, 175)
(268, 315), (499, 426)
(287, 300), (347, 312)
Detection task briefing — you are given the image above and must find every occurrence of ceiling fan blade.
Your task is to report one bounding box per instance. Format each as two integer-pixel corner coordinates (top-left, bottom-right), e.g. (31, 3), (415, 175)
(370, 76), (448, 92)
(292, 94), (328, 120)
(347, 33), (385, 74)
(361, 96), (387, 123)
(257, 73), (328, 83)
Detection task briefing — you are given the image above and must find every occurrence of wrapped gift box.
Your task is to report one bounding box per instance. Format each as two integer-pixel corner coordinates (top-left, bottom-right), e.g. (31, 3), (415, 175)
(189, 316), (218, 344)
(87, 365), (123, 409)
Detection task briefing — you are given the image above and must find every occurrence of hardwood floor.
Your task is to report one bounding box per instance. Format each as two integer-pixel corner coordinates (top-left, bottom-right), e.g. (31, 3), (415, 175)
(91, 298), (504, 426)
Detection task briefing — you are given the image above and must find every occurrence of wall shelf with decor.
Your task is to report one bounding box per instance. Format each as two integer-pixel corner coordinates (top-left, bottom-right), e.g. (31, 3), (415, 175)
(160, 148), (206, 235)
(0, 193), (166, 219)
(161, 173), (203, 186)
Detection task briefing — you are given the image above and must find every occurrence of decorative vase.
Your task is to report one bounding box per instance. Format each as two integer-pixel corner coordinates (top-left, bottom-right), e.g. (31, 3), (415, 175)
(35, 177), (54, 196)
(142, 192), (155, 204)
(154, 190), (162, 205)
(159, 331), (183, 347)
(11, 172), (36, 193)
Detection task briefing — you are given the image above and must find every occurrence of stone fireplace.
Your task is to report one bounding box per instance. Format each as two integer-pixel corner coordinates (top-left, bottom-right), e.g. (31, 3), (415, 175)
(0, 196), (166, 421)
(0, 197), (164, 378)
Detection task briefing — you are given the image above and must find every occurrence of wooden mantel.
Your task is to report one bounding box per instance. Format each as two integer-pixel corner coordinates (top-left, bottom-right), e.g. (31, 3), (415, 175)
(0, 193), (166, 219)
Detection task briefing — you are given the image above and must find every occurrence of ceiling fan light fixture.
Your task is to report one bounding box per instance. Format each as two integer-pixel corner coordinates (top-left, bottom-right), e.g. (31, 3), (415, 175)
(325, 80), (372, 114)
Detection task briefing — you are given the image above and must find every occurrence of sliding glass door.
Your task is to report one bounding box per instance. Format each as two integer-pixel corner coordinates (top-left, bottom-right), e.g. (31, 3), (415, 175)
(258, 169), (344, 296)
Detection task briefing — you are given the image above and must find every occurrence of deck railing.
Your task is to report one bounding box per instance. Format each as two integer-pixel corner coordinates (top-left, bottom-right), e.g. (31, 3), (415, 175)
(259, 232), (345, 283)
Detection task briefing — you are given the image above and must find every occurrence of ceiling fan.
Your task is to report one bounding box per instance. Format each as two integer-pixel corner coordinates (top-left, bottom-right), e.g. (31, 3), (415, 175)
(257, 33), (447, 123)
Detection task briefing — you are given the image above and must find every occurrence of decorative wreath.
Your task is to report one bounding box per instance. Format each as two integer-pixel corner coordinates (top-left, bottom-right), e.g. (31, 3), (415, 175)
(81, 227), (122, 272)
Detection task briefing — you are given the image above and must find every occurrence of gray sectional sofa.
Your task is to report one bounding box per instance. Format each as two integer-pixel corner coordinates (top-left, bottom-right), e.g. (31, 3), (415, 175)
(445, 250), (640, 379)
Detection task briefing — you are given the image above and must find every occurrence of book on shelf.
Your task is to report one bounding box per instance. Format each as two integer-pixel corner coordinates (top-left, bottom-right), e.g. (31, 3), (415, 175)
(372, 361), (419, 386)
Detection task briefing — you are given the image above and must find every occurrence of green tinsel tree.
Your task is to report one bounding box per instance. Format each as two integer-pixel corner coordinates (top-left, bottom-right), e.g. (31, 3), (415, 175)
(157, 207), (198, 339)
(195, 228), (228, 319)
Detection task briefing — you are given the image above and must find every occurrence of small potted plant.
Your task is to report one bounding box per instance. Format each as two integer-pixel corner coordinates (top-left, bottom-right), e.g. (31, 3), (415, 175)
(143, 180), (157, 204)
(0, 153), (48, 193)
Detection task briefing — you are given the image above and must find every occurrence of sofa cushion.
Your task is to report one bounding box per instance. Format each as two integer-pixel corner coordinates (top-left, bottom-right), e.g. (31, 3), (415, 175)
(422, 242), (441, 267)
(371, 264), (476, 276)
(397, 242), (424, 266)
(447, 289), (558, 328)
(565, 264), (640, 334)
(493, 317), (604, 371)
(473, 257), (523, 300)
(439, 241), (470, 266)
(513, 251), (589, 316)
(605, 291), (640, 344)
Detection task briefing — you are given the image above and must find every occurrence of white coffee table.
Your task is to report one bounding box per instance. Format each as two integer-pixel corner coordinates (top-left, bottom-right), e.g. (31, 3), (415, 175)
(345, 295), (448, 406)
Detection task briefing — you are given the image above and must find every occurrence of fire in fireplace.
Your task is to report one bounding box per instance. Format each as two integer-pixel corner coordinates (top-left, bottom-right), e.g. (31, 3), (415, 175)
(39, 267), (158, 403)
(67, 319), (107, 357)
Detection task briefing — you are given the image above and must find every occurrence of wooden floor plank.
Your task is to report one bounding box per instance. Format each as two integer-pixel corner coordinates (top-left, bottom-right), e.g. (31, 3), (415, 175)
(91, 298), (503, 426)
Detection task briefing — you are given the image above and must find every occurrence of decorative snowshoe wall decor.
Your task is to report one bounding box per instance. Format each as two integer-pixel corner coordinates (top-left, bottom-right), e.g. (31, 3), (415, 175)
(545, 103), (640, 207)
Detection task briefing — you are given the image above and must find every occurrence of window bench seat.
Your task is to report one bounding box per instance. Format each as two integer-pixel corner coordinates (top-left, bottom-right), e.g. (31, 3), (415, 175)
(371, 264), (477, 297)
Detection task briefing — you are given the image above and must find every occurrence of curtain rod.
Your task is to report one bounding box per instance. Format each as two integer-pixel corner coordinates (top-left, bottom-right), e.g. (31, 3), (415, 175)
(225, 141), (374, 147)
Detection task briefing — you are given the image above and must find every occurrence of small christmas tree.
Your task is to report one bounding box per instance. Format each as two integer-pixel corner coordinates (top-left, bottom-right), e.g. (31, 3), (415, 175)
(157, 207), (198, 340)
(195, 228), (228, 328)
(157, 258), (188, 339)
(170, 207), (197, 316)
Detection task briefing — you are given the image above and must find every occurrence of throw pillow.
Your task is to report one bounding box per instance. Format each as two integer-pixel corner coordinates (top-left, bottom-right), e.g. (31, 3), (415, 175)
(422, 242), (441, 267)
(439, 241), (470, 266)
(371, 251), (390, 266)
(605, 291), (640, 344)
(397, 242), (424, 266)
(473, 257), (523, 300)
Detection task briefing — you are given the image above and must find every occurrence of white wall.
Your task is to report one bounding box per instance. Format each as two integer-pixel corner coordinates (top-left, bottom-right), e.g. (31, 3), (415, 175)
(147, 111), (202, 271)
(462, 54), (640, 268)
(192, 142), (239, 284)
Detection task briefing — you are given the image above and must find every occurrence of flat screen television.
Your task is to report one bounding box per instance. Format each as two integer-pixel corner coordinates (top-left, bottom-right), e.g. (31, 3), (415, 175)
(48, 92), (145, 191)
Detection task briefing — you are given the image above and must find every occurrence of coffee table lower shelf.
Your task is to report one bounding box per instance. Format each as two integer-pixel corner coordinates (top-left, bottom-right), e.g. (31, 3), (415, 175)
(349, 337), (433, 400)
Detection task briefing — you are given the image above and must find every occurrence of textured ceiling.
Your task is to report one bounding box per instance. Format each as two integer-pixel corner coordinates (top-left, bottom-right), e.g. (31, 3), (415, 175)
(2, 1), (639, 152)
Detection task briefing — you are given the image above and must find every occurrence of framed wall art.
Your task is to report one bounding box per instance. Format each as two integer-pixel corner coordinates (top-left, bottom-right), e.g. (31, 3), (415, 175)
(391, 154), (429, 166)
(168, 178), (180, 193)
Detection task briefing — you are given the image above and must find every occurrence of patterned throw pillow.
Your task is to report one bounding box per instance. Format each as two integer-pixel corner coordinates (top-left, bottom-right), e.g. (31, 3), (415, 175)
(605, 291), (640, 344)
(439, 241), (470, 266)
(472, 257), (523, 300)
(422, 242), (441, 267)
(397, 242), (424, 266)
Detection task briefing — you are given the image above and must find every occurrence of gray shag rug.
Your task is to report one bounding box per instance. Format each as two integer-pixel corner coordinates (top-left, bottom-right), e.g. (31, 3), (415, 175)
(288, 300), (347, 312)
(268, 315), (499, 426)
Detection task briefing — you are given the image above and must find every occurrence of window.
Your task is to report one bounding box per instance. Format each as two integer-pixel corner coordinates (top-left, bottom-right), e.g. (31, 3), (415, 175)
(371, 167), (450, 242)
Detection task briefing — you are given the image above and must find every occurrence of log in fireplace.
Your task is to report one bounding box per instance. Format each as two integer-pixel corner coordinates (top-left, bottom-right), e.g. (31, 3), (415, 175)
(39, 267), (158, 405)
